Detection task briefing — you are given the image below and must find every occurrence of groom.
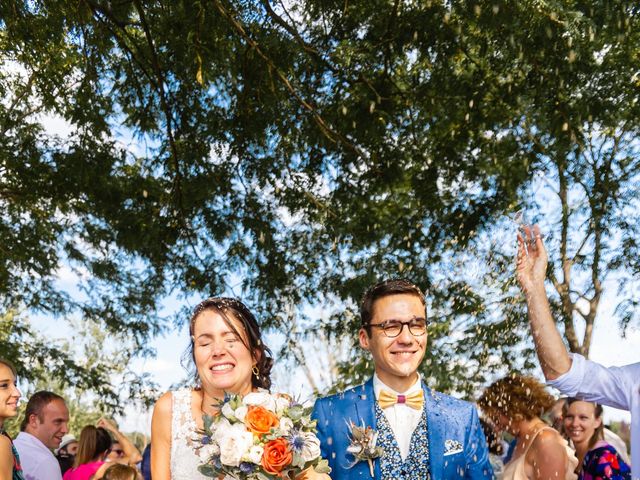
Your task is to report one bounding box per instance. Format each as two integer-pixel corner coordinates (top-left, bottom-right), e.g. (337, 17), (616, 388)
(312, 279), (492, 479)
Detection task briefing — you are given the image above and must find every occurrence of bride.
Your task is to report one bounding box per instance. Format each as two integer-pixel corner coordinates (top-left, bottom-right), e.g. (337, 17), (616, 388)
(151, 297), (328, 479)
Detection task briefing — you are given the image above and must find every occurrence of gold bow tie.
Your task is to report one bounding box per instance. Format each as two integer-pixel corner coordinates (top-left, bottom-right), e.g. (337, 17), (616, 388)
(378, 389), (424, 410)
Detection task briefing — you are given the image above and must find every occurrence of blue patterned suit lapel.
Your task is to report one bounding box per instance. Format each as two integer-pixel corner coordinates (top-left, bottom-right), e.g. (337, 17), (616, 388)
(424, 383), (445, 478)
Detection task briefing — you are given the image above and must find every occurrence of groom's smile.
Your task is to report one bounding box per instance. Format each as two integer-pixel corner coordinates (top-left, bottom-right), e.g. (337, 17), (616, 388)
(391, 349), (419, 357)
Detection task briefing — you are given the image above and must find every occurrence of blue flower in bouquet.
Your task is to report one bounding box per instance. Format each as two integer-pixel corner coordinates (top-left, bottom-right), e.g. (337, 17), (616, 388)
(286, 429), (306, 454)
(286, 429), (322, 464)
(239, 462), (256, 474)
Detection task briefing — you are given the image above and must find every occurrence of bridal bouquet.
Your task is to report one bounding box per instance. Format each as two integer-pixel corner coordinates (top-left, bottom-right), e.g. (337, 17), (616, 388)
(196, 391), (330, 479)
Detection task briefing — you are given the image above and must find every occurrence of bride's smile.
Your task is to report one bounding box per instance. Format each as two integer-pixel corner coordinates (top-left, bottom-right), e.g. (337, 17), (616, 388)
(192, 309), (256, 397)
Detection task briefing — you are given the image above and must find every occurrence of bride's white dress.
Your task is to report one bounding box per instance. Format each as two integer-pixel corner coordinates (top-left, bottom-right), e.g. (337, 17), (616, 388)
(170, 388), (209, 479)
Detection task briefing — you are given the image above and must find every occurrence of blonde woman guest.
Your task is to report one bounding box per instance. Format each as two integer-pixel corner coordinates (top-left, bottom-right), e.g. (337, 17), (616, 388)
(0, 359), (23, 480)
(478, 374), (578, 480)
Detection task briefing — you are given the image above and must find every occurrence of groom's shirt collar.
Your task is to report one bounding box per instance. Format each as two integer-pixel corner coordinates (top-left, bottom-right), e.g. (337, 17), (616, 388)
(373, 373), (422, 398)
(373, 373), (423, 461)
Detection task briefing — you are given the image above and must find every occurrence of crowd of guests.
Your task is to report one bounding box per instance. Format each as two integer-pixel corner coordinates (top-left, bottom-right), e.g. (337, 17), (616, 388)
(1, 360), (632, 480)
(0, 225), (637, 480)
(0, 376), (148, 480)
(477, 375), (631, 479)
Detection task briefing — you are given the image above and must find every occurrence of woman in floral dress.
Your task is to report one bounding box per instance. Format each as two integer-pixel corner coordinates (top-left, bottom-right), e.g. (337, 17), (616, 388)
(563, 399), (631, 480)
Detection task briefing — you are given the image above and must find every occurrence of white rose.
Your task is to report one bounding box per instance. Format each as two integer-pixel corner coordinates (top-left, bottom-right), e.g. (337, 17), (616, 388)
(243, 391), (277, 411)
(234, 405), (248, 422)
(300, 433), (321, 462)
(243, 391), (270, 406)
(198, 443), (220, 463)
(279, 416), (294, 434)
(275, 396), (290, 414)
(221, 402), (236, 420)
(244, 444), (264, 464)
(213, 417), (232, 444)
(218, 423), (254, 467)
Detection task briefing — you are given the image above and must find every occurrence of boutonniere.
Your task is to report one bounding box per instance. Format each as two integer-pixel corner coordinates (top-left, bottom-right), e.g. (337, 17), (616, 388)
(346, 422), (384, 477)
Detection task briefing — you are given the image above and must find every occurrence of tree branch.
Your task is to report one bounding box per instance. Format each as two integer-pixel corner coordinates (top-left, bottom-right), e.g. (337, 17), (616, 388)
(552, 158), (581, 353)
(212, 0), (366, 159)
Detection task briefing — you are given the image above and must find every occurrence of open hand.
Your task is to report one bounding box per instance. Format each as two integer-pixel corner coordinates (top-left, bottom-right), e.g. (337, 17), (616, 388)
(516, 224), (547, 293)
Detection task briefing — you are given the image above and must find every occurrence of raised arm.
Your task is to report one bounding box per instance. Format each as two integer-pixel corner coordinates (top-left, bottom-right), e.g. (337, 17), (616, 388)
(97, 417), (143, 466)
(516, 225), (571, 380)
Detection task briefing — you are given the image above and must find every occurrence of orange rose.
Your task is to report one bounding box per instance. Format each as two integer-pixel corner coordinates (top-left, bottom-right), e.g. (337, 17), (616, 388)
(244, 405), (279, 436)
(261, 438), (293, 475)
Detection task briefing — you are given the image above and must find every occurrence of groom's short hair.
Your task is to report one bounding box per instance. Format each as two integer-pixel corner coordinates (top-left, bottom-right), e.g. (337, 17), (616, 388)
(360, 278), (426, 329)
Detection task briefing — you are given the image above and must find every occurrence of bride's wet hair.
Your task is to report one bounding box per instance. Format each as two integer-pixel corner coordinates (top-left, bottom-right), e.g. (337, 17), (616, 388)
(181, 297), (274, 390)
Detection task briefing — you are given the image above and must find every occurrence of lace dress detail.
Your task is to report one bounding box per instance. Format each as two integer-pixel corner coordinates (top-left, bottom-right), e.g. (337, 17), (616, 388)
(170, 388), (209, 480)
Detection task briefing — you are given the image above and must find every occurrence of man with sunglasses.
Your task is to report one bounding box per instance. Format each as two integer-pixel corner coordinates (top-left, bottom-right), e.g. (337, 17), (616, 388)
(312, 278), (492, 479)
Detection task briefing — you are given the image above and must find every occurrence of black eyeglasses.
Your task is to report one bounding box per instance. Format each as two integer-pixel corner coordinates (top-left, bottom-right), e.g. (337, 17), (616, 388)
(368, 317), (428, 337)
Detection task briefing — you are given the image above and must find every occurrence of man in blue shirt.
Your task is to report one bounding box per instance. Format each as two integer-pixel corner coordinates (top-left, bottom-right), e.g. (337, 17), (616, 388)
(517, 226), (640, 480)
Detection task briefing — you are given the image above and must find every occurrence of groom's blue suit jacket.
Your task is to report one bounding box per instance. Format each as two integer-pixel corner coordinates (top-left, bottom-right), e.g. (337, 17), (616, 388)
(311, 378), (493, 479)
